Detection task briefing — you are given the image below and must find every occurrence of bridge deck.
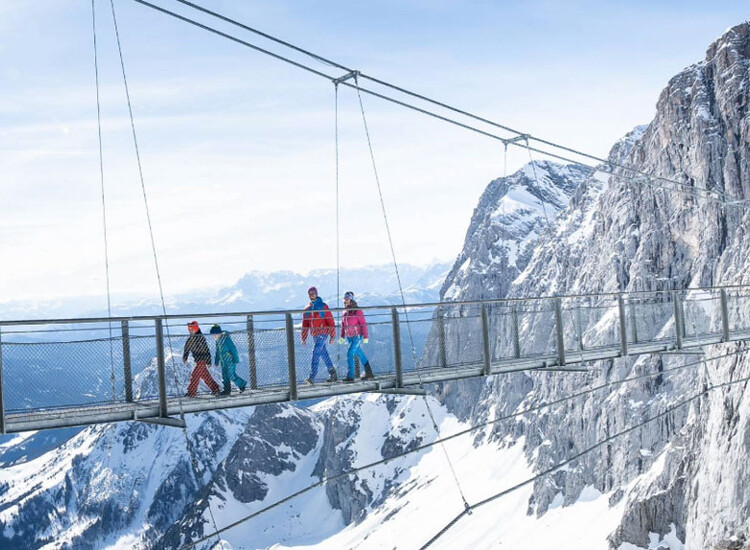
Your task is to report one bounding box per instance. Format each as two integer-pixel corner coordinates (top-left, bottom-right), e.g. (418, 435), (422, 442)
(5, 325), (740, 434)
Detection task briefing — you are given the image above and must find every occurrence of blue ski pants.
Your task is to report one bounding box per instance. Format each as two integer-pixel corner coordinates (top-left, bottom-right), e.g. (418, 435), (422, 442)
(311, 335), (333, 380)
(221, 362), (246, 392)
(346, 336), (369, 379)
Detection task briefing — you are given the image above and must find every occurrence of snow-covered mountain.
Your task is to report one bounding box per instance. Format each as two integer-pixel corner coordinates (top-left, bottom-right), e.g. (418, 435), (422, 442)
(441, 161), (591, 302)
(2, 20), (750, 550)
(0, 263), (450, 322)
(431, 20), (750, 550)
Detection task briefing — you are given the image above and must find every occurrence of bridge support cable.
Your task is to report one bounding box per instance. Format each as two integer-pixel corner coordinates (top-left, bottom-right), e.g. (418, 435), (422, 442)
(175, 346), (750, 550)
(107, 0), (224, 545)
(419, 351), (750, 549)
(140, 0), (746, 209)
(352, 75), (472, 513)
(119, 1), (747, 209)
(525, 137), (551, 225)
(334, 82), (342, 374)
(90, 2), (119, 546)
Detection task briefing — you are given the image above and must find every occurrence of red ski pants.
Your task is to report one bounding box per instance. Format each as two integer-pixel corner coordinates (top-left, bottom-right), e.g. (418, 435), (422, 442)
(186, 360), (219, 396)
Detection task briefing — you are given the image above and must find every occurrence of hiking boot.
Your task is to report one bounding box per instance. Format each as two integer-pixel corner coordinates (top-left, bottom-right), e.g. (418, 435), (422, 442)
(361, 363), (375, 380)
(304, 378), (314, 385)
(326, 370), (338, 383)
(219, 389), (231, 397)
(343, 377), (355, 383)
(238, 386), (247, 394)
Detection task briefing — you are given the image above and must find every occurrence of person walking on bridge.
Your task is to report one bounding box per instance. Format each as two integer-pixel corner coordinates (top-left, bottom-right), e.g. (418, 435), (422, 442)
(301, 286), (336, 384)
(210, 324), (247, 396)
(183, 321), (220, 397)
(339, 291), (375, 382)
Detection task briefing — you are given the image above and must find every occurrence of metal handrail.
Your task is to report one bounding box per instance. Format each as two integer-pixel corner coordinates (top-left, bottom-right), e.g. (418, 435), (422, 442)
(1, 283), (749, 327)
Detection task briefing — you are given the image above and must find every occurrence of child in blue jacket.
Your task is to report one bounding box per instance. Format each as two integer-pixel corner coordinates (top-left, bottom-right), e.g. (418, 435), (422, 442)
(210, 324), (247, 396)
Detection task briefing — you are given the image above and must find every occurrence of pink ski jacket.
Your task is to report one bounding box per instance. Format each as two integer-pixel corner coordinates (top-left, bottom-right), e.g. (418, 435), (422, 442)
(341, 308), (369, 339)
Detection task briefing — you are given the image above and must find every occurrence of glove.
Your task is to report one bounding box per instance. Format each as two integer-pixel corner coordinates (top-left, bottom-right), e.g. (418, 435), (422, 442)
(363, 338), (369, 344)
(339, 338), (345, 345)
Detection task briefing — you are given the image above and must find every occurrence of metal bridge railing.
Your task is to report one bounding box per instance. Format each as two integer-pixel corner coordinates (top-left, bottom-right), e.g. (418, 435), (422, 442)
(0, 287), (749, 432)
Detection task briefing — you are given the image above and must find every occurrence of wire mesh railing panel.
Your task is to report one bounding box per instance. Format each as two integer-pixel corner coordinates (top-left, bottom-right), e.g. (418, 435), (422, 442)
(682, 291), (721, 339)
(129, 332), (161, 401)
(627, 295), (676, 344)
(574, 297), (620, 352)
(486, 303), (520, 362)
(430, 304), (484, 369)
(2, 327), (127, 413)
(399, 306), (438, 372)
(246, 327), (289, 389)
(727, 292), (750, 334)
(515, 300), (557, 359)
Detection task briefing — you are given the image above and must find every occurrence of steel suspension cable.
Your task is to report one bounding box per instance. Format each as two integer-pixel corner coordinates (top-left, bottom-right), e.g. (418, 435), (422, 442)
(130, 0), (745, 208)
(90, 2), (118, 547)
(352, 74), (471, 511)
(335, 83), (342, 373)
(525, 138), (551, 225)
(108, 0), (223, 545)
(92, 0), (117, 405)
(176, 344), (748, 550)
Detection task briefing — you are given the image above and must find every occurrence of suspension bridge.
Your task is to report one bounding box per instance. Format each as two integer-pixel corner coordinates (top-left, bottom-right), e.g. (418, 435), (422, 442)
(1, 285), (748, 434)
(6, 2), (750, 549)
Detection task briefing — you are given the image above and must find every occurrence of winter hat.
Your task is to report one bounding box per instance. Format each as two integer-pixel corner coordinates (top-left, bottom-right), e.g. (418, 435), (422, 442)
(344, 291), (355, 301)
(187, 320), (199, 332)
(307, 286), (318, 295)
(209, 324), (222, 335)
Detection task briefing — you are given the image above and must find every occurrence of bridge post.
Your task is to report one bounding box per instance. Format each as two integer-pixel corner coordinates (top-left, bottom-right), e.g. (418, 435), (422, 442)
(672, 292), (683, 350)
(155, 318), (168, 418)
(391, 308), (403, 388)
(437, 306), (447, 368)
(617, 295), (629, 357)
(121, 320), (133, 403)
(511, 306), (521, 359)
(247, 315), (258, 390)
(720, 289), (730, 343)
(629, 300), (639, 344)
(554, 298), (566, 366)
(575, 305), (584, 351)
(0, 327), (6, 434)
(480, 304), (492, 376)
(285, 313), (297, 400)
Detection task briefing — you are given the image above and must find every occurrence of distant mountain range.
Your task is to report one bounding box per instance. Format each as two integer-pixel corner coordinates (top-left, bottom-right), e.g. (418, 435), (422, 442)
(0, 262), (451, 321)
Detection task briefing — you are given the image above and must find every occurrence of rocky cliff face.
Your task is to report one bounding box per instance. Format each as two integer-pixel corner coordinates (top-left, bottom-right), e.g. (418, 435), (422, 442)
(441, 161), (591, 303)
(436, 21), (750, 549)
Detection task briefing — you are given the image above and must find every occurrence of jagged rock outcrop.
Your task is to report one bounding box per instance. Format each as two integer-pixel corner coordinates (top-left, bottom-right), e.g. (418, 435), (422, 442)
(435, 21), (750, 549)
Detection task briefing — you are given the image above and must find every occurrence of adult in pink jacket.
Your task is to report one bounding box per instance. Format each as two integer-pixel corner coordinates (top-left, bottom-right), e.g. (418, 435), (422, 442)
(339, 291), (375, 381)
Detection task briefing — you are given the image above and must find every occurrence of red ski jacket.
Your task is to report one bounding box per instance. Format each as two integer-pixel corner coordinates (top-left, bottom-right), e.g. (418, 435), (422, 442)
(301, 299), (335, 342)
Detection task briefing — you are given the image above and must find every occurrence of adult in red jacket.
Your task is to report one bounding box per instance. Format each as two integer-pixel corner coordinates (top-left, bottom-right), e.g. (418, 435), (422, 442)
(301, 287), (336, 383)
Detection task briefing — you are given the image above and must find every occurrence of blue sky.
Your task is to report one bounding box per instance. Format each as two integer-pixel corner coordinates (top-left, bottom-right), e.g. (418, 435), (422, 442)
(1, 0), (748, 304)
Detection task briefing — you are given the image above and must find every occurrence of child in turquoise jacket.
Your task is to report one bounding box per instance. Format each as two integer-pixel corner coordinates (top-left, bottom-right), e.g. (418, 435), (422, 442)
(210, 324), (247, 395)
